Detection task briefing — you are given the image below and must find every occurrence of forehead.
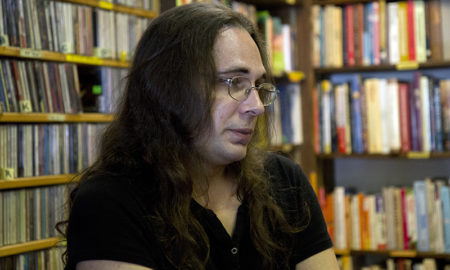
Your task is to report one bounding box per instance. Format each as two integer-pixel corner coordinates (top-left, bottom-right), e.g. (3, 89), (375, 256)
(213, 27), (266, 76)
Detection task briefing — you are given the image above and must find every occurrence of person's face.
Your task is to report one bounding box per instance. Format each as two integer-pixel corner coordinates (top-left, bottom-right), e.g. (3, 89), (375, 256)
(197, 27), (266, 170)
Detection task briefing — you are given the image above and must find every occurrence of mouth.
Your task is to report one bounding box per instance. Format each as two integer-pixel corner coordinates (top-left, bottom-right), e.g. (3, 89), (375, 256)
(228, 128), (253, 144)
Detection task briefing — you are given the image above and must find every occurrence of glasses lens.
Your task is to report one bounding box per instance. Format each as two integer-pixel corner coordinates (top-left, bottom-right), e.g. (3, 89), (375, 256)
(229, 77), (251, 101)
(258, 83), (277, 105)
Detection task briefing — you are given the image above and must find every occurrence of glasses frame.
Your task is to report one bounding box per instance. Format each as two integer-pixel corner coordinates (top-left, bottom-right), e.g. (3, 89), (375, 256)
(219, 76), (280, 106)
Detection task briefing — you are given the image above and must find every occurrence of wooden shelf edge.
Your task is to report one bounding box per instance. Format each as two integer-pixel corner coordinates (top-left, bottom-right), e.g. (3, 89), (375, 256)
(334, 248), (450, 258)
(0, 113), (114, 123)
(0, 46), (130, 68)
(316, 152), (450, 159)
(0, 174), (78, 190)
(314, 61), (450, 74)
(0, 238), (62, 258)
(58, 0), (157, 18)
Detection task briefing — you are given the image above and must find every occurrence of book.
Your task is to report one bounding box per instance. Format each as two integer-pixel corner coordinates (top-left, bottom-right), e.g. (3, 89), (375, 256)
(414, 180), (430, 251)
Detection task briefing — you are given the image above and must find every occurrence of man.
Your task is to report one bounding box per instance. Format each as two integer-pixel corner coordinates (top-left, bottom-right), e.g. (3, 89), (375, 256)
(63, 3), (339, 270)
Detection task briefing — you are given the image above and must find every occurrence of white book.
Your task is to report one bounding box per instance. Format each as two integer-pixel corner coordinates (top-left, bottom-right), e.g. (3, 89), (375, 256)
(441, 0), (450, 60)
(378, 79), (390, 154)
(420, 76), (431, 152)
(387, 2), (399, 64)
(423, 258), (437, 270)
(324, 6), (334, 67)
(321, 81), (332, 153)
(334, 6), (343, 67)
(414, 0), (427, 62)
(333, 187), (347, 249)
(367, 195), (377, 250)
(383, 187), (397, 250)
(282, 24), (292, 72)
(387, 79), (401, 151)
(351, 195), (361, 249)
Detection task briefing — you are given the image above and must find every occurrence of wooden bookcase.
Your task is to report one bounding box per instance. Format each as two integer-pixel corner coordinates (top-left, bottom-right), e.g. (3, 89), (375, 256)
(303, 0), (450, 268)
(0, 0), (159, 265)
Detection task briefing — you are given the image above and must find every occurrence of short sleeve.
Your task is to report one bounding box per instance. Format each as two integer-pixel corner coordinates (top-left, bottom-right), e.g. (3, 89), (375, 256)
(265, 154), (333, 266)
(65, 176), (158, 270)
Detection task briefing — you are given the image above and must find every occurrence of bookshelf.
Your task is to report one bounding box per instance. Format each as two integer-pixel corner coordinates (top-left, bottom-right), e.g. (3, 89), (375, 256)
(0, 46), (130, 68)
(303, 0), (450, 268)
(0, 113), (113, 123)
(0, 174), (77, 190)
(0, 238), (61, 258)
(0, 0), (159, 267)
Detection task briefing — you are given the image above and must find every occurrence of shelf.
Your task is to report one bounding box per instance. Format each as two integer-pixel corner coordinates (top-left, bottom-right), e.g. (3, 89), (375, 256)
(58, 0), (158, 18)
(317, 152), (450, 160)
(314, 61), (450, 75)
(0, 174), (78, 190)
(313, 0), (380, 5)
(0, 238), (61, 258)
(0, 113), (114, 123)
(0, 46), (130, 68)
(239, 0), (302, 7)
(334, 248), (450, 259)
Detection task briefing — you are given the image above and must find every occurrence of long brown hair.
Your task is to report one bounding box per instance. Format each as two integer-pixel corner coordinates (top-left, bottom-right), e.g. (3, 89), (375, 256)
(60, 3), (305, 269)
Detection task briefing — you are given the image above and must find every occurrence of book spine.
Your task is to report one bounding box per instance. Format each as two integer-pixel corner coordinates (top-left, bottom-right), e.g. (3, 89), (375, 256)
(407, 0), (416, 61)
(414, 180), (430, 251)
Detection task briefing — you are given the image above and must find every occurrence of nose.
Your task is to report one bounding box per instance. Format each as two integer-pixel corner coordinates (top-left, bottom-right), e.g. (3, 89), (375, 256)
(239, 87), (265, 116)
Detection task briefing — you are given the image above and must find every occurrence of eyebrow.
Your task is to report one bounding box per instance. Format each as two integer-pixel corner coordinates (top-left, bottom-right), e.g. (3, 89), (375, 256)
(217, 67), (266, 80)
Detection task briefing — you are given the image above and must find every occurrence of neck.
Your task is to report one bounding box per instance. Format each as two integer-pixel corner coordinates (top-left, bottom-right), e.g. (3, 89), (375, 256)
(193, 164), (239, 209)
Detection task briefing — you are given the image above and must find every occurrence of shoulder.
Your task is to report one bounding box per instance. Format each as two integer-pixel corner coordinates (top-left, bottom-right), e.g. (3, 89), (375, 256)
(264, 152), (308, 190)
(67, 174), (160, 269)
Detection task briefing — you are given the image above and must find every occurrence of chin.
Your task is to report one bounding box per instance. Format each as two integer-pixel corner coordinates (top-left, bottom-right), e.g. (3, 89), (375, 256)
(225, 145), (248, 163)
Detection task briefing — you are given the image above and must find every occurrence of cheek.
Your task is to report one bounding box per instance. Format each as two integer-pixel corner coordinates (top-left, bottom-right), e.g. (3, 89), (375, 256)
(212, 100), (237, 130)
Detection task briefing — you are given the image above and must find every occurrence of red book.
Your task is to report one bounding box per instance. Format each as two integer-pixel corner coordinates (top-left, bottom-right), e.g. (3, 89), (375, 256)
(398, 82), (411, 152)
(345, 5), (355, 66)
(357, 4), (364, 65)
(400, 188), (409, 249)
(407, 0), (416, 61)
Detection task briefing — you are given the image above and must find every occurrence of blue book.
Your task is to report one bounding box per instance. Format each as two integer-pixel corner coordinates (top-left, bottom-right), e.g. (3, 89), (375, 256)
(278, 83), (293, 143)
(414, 180), (430, 251)
(0, 63), (7, 112)
(440, 185), (450, 252)
(433, 82), (444, 152)
(350, 75), (363, 153)
(363, 3), (372, 65)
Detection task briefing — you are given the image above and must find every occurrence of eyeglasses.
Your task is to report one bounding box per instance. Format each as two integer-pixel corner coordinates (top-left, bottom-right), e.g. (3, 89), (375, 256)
(219, 76), (279, 106)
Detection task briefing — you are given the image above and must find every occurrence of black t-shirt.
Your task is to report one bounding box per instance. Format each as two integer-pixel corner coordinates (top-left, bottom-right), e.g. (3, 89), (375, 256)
(65, 153), (332, 270)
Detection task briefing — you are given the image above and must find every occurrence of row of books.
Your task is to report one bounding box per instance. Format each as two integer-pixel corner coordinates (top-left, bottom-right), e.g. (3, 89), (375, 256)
(271, 83), (303, 145)
(311, 0), (450, 68)
(0, 123), (106, 179)
(322, 177), (450, 253)
(314, 74), (450, 154)
(257, 10), (296, 76)
(0, 246), (65, 270)
(1, 184), (71, 247)
(79, 67), (128, 113)
(0, 59), (81, 113)
(338, 257), (445, 270)
(106, 0), (156, 10)
(0, 59), (128, 114)
(0, 0), (151, 59)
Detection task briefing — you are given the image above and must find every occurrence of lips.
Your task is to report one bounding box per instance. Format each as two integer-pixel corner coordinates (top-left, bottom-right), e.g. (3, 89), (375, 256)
(228, 128), (253, 144)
